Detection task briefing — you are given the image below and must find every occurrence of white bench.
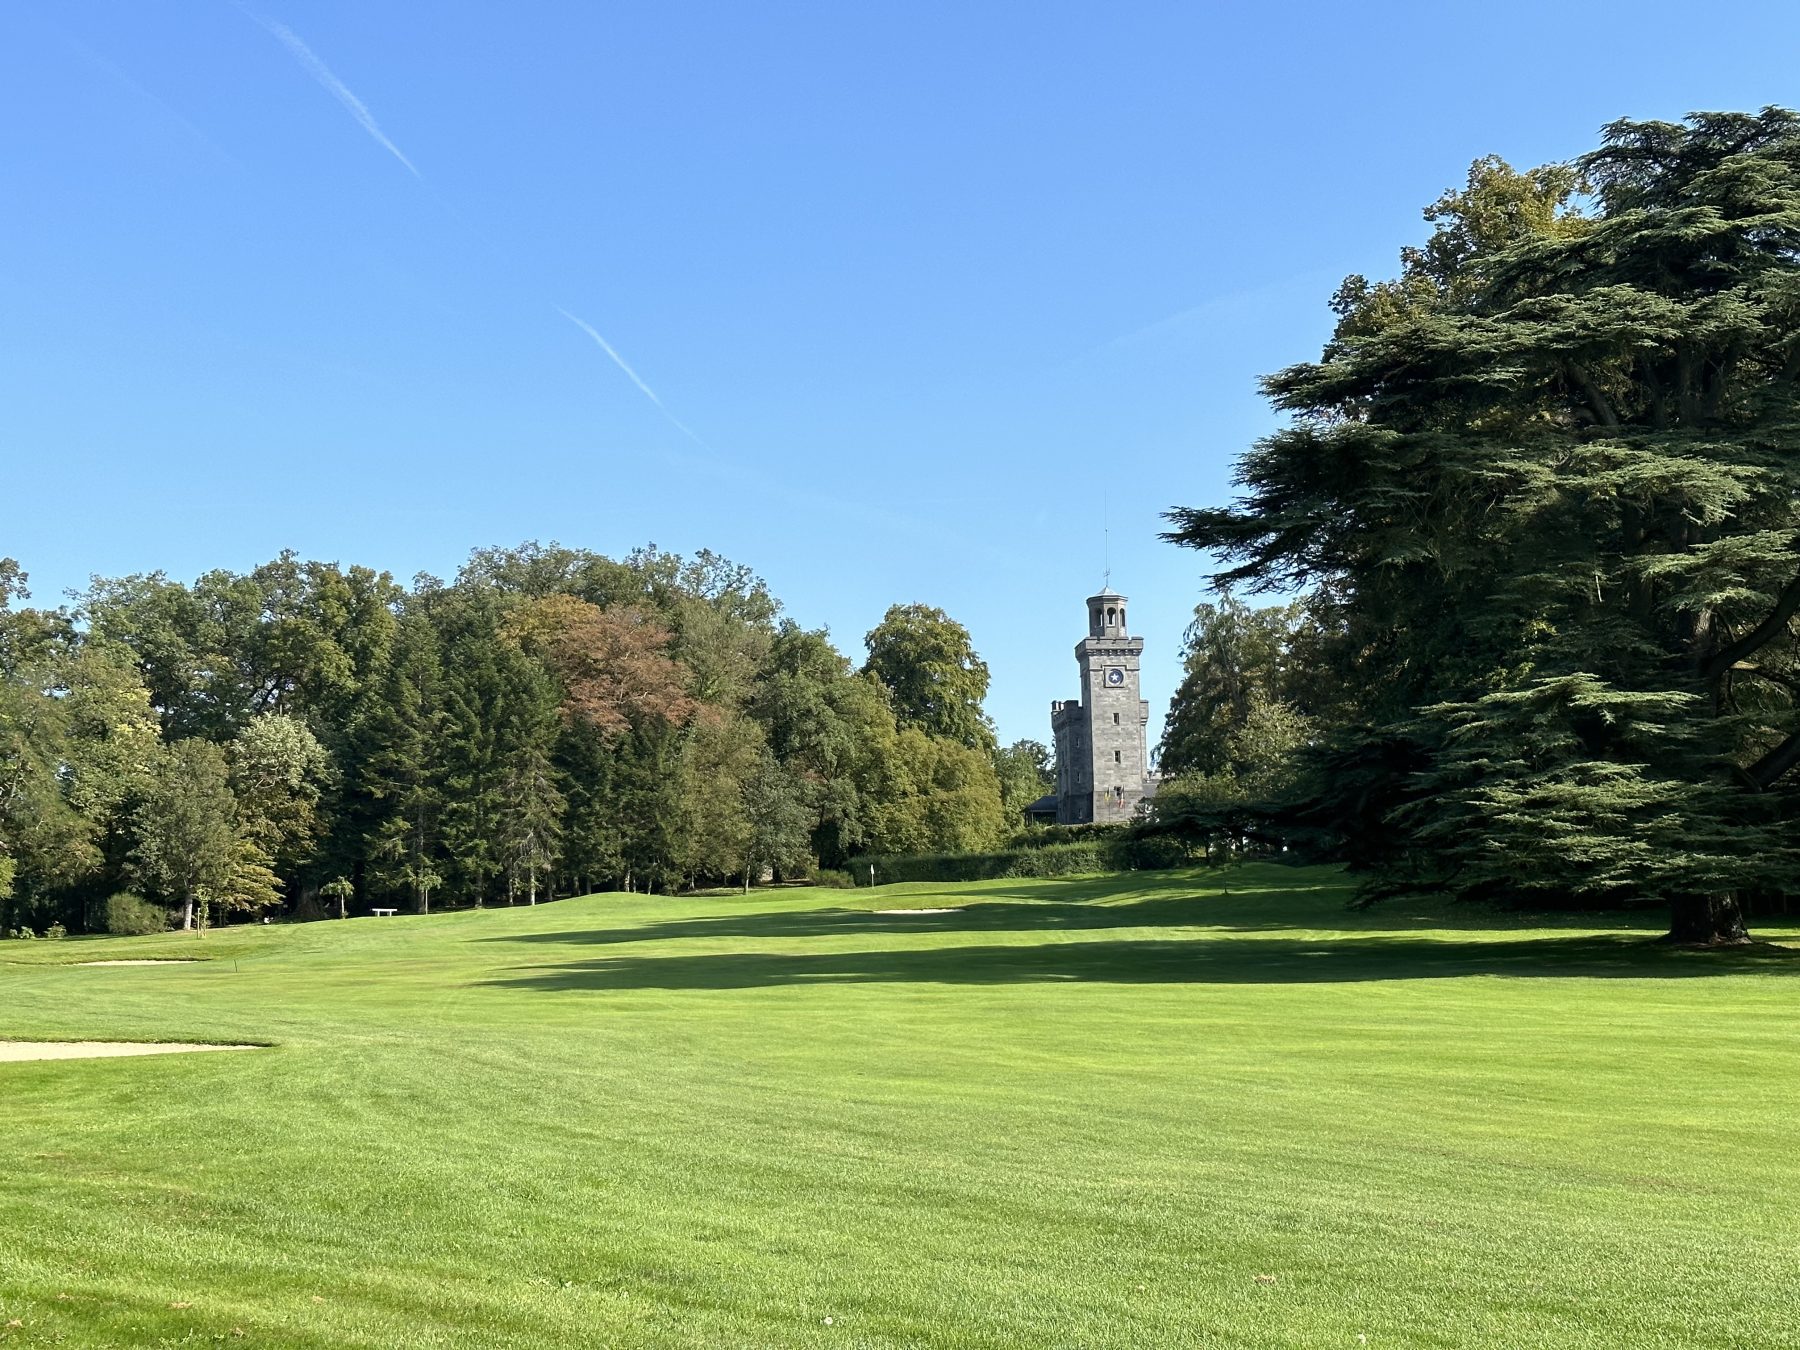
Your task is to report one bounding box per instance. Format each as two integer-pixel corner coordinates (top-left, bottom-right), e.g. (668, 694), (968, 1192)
(370, 908), (398, 917)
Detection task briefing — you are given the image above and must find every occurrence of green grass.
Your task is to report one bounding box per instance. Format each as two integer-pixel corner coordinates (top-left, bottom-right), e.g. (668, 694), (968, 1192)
(3, 864), (1798, 1348)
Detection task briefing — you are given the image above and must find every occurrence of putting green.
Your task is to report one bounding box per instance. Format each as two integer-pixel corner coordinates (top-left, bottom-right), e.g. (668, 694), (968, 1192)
(2, 864), (1796, 1347)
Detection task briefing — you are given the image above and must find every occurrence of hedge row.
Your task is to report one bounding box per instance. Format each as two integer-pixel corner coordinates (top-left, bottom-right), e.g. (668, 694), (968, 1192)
(847, 834), (1189, 886)
(1000, 821), (1130, 849)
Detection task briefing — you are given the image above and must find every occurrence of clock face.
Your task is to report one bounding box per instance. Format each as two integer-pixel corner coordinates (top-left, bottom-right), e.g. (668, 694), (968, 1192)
(1103, 667), (1126, 688)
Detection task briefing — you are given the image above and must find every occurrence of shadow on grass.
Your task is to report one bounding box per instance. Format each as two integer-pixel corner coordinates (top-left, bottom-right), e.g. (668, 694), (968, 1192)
(483, 874), (1658, 952)
(484, 932), (1800, 992)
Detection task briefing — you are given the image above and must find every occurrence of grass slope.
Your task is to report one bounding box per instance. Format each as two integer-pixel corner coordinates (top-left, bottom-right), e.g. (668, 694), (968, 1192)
(2, 865), (1798, 1348)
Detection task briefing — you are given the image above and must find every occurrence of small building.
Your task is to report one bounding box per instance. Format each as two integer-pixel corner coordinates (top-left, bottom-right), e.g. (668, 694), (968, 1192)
(1048, 588), (1156, 824)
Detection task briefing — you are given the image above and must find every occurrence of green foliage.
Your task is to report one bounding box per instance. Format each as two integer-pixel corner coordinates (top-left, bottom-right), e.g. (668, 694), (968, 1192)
(863, 727), (1007, 855)
(993, 738), (1054, 819)
(1167, 108), (1800, 940)
(1001, 819), (1125, 848)
(0, 652), (99, 913)
(1148, 595), (1322, 862)
(357, 610), (445, 913)
(56, 640), (162, 838)
(863, 603), (997, 752)
(751, 623), (902, 865)
(1400, 675), (1794, 909)
(131, 739), (240, 932)
(1159, 591), (1313, 779)
(103, 890), (168, 936)
(231, 713), (334, 878)
(319, 876), (357, 921)
(4, 540), (1011, 917)
(850, 832), (1187, 884)
(1330, 155), (1590, 339)
(742, 748), (814, 884)
(216, 837), (284, 923)
(83, 555), (402, 741)
(674, 711), (763, 888)
(0, 558), (24, 610)
(494, 651), (565, 905)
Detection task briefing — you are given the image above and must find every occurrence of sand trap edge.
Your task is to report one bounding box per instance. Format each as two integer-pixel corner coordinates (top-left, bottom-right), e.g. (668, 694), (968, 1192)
(0, 1041), (262, 1062)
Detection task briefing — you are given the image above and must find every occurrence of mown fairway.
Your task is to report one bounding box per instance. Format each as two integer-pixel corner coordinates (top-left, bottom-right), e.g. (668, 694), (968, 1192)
(3, 865), (1798, 1348)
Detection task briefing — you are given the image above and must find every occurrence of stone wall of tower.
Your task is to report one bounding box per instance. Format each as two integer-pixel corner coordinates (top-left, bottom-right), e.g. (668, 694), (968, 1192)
(1051, 590), (1150, 825)
(1078, 632), (1148, 823)
(1050, 699), (1088, 822)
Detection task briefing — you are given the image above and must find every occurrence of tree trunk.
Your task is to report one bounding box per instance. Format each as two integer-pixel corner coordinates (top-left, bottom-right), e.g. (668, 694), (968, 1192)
(1665, 892), (1751, 945)
(528, 862), (537, 906)
(181, 893), (194, 931)
(1746, 726), (1800, 791)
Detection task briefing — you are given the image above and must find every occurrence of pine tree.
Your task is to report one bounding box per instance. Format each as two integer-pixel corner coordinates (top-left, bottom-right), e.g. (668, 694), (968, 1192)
(1169, 110), (1800, 941)
(494, 655), (563, 904)
(359, 611), (445, 913)
(435, 594), (509, 905)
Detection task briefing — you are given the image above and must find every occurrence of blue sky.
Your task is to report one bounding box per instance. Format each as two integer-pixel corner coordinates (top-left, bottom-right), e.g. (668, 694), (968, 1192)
(4, 2), (1796, 748)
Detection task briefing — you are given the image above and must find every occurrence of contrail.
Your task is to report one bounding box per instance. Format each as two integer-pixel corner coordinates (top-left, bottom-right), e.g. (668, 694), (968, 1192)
(556, 307), (708, 448)
(247, 8), (421, 178)
(238, 10), (710, 452)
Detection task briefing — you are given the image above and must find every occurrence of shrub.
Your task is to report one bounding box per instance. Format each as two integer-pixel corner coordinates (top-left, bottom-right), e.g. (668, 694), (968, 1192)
(4, 926), (34, 940)
(1124, 835), (1191, 871)
(811, 868), (855, 890)
(103, 892), (169, 937)
(44, 921), (66, 940)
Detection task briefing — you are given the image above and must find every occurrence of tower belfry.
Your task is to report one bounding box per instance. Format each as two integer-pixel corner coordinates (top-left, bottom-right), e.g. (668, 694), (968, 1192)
(1048, 586), (1153, 824)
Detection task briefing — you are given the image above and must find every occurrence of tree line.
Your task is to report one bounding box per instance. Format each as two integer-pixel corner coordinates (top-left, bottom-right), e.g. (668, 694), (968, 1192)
(18, 108), (1797, 948)
(0, 544), (1052, 933)
(1152, 109), (1800, 945)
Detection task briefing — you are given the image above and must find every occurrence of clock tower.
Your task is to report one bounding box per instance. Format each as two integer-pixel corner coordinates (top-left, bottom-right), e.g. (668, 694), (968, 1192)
(1049, 588), (1151, 824)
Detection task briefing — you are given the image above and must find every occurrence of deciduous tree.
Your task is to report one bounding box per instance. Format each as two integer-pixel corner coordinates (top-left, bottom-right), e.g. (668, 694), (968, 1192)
(994, 739), (1054, 819)
(132, 740), (239, 933)
(863, 604), (997, 753)
(231, 714), (334, 881)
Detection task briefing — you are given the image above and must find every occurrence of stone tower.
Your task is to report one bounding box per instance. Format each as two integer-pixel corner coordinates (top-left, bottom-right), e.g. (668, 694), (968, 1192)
(1049, 588), (1151, 824)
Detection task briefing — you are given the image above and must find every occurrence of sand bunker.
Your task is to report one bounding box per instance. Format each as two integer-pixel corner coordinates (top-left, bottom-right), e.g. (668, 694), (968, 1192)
(76, 959), (200, 967)
(0, 1042), (258, 1062)
(872, 907), (963, 915)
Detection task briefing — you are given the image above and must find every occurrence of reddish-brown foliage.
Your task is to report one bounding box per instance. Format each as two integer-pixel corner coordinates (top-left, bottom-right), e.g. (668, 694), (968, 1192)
(504, 595), (698, 739)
